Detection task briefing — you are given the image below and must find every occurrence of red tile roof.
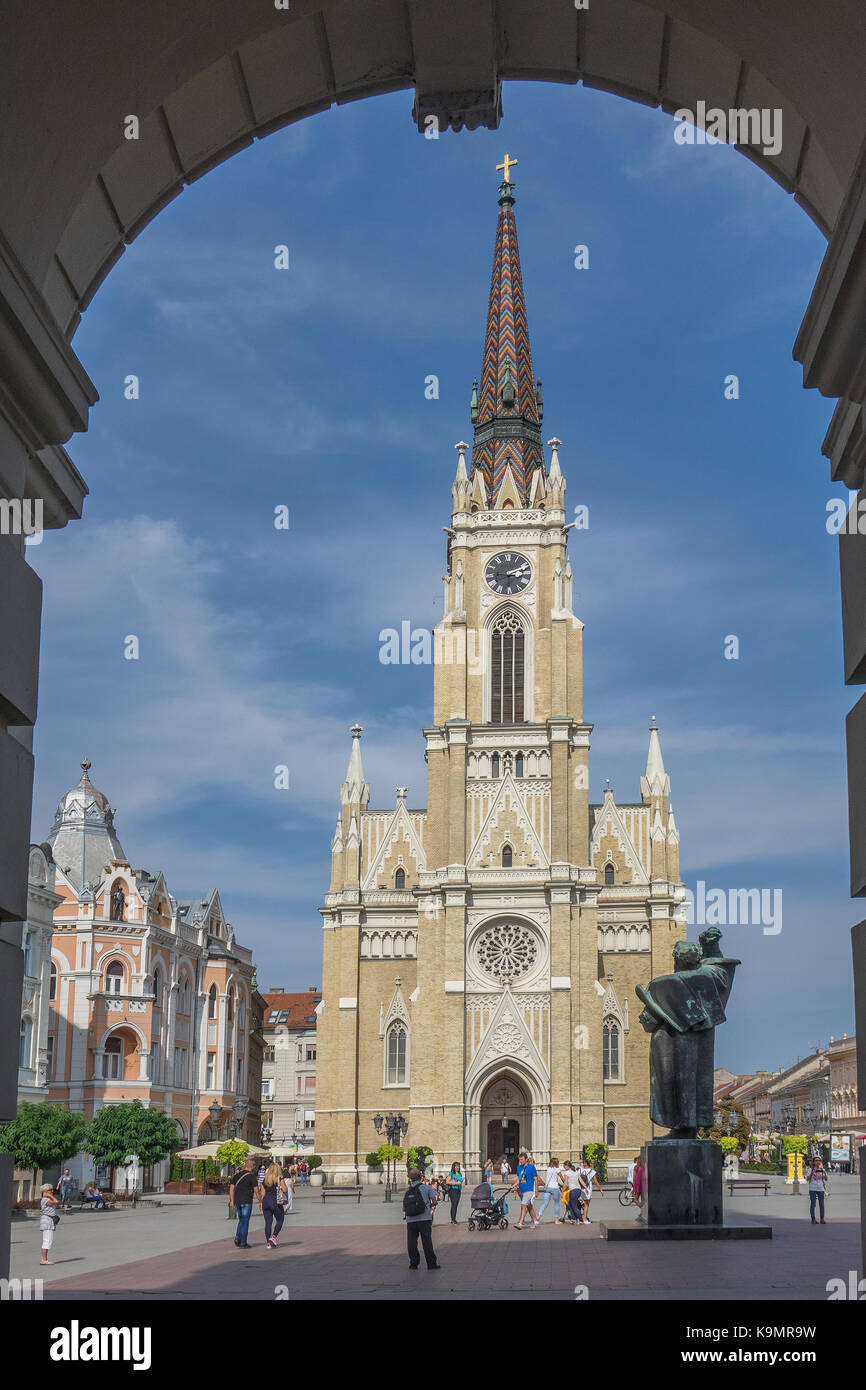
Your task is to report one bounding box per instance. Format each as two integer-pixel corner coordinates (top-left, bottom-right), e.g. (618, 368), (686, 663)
(262, 991), (320, 1029)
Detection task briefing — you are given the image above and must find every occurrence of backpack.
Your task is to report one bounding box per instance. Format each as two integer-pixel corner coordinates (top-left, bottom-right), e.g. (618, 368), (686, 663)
(402, 1183), (427, 1218)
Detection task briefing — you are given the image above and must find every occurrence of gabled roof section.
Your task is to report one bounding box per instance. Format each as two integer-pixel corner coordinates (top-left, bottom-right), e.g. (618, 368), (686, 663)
(590, 788), (650, 885)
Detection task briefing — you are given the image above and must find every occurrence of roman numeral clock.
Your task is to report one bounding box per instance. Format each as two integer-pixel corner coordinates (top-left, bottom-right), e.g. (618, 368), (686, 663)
(484, 551), (532, 596)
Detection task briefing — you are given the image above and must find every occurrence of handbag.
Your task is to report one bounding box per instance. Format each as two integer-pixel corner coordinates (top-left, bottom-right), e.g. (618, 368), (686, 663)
(276, 1181), (288, 1208)
(50, 1208), (61, 1226)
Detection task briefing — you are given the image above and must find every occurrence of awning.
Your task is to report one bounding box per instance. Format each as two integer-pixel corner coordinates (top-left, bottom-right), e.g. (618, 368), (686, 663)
(177, 1141), (269, 1161)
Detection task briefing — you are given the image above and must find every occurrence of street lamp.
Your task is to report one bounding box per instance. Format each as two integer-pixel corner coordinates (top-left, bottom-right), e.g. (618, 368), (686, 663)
(372, 1111), (409, 1202)
(232, 1098), (247, 1140)
(208, 1099), (222, 1139)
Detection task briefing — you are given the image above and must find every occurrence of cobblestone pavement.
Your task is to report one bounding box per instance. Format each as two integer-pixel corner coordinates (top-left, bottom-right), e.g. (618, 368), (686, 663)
(11, 1178), (860, 1301)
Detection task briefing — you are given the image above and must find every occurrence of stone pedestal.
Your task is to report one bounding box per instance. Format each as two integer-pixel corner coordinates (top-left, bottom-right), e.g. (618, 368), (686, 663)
(644, 1138), (722, 1226)
(601, 1138), (772, 1241)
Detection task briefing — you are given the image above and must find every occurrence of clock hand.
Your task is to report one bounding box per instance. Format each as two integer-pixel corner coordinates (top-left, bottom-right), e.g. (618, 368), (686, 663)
(506, 566), (528, 576)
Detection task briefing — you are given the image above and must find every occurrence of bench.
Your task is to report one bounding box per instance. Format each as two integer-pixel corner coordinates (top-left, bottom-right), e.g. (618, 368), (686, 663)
(726, 1178), (770, 1196)
(321, 1186), (363, 1204)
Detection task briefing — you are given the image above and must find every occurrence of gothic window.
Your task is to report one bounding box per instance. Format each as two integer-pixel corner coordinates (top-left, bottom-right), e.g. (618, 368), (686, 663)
(153, 967), (162, 1007)
(603, 1019), (621, 1081)
(395, 867), (406, 889)
(104, 1035), (122, 1079)
(106, 962), (123, 995)
(490, 610), (525, 723)
(491, 753), (500, 778)
(227, 987), (234, 1023)
(515, 753), (524, 777)
(19, 1016), (32, 1069)
(476, 921), (538, 983)
(604, 862), (615, 886)
(208, 985), (217, 1019)
(386, 1023), (408, 1085)
(49, 961), (57, 1002)
(501, 843), (513, 868)
(606, 1120), (617, 1146)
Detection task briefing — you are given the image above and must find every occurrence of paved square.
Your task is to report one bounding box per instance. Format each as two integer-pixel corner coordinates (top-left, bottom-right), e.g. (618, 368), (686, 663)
(11, 1178), (861, 1300)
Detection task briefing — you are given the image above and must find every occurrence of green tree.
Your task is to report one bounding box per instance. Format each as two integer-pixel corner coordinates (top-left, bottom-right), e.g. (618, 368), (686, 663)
(307, 1154), (323, 1170)
(783, 1135), (808, 1155)
(85, 1101), (178, 1176)
(406, 1145), (432, 1173)
(216, 1139), (249, 1170)
(193, 1159), (206, 1182)
(583, 1142), (608, 1181)
(168, 1153), (182, 1182)
(720, 1136), (739, 1155)
(698, 1099), (750, 1153)
(0, 1101), (87, 1190)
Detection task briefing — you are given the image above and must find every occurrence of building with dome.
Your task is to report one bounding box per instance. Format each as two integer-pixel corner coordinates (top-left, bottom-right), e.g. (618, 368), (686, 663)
(314, 164), (688, 1183)
(16, 759), (265, 1192)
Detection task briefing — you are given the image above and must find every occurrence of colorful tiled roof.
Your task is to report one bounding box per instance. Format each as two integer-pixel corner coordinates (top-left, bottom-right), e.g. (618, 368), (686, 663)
(471, 173), (544, 507)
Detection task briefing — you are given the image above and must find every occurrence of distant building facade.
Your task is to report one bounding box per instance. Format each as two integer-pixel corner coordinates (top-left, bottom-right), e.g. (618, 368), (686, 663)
(28, 760), (261, 1190)
(260, 989), (320, 1152)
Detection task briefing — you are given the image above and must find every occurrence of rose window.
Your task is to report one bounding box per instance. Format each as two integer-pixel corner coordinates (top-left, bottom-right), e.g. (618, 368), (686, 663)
(476, 922), (538, 982)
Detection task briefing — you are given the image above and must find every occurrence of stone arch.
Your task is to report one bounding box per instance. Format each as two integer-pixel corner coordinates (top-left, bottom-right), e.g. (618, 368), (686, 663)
(18, 1), (846, 344)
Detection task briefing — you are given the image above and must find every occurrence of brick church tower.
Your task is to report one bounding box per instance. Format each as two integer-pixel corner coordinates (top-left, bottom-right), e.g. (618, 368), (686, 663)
(315, 161), (686, 1182)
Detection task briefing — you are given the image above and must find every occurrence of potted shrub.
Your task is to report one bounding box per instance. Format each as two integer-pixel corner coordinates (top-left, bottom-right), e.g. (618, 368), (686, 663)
(365, 1151), (384, 1184)
(307, 1155), (325, 1187)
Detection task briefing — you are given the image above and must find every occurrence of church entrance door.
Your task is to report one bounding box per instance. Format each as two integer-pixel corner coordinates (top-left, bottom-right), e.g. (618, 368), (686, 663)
(487, 1119), (519, 1167)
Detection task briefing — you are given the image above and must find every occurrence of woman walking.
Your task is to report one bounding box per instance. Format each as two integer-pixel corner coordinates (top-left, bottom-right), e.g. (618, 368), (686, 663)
(258, 1161), (290, 1248)
(445, 1163), (464, 1224)
(483, 1157), (494, 1185)
(536, 1158), (566, 1224)
(39, 1183), (59, 1265)
(805, 1158), (829, 1224)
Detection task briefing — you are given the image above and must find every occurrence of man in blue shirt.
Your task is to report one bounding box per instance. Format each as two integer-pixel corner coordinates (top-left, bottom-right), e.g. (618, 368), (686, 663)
(512, 1150), (539, 1230)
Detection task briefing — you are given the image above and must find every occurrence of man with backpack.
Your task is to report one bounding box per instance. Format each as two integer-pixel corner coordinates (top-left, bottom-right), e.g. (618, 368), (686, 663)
(402, 1167), (441, 1270)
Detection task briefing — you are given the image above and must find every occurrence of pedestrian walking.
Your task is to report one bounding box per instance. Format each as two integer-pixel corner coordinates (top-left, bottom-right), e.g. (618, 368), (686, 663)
(632, 1156), (644, 1209)
(805, 1158), (829, 1224)
(403, 1167), (441, 1270)
(562, 1161), (583, 1223)
(578, 1156), (604, 1224)
(258, 1161), (290, 1248)
(56, 1168), (74, 1210)
(229, 1157), (258, 1249)
(445, 1163), (464, 1223)
(499, 1156), (510, 1182)
(535, 1158), (566, 1224)
(512, 1151), (539, 1229)
(483, 1157), (494, 1184)
(281, 1167), (296, 1214)
(39, 1183), (60, 1265)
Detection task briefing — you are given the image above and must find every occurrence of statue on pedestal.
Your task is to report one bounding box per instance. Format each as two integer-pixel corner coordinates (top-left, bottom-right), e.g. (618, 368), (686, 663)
(636, 927), (740, 1139)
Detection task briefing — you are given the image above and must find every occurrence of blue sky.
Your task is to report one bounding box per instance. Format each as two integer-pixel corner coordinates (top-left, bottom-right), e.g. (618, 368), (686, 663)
(29, 82), (856, 1073)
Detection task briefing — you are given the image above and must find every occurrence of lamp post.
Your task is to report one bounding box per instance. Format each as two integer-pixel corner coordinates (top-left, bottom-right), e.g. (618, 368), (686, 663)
(232, 1098), (247, 1141)
(208, 1099), (222, 1141)
(373, 1111), (409, 1202)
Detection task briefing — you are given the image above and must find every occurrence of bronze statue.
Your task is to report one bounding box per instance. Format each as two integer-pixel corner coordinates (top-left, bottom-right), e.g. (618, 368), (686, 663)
(636, 927), (739, 1139)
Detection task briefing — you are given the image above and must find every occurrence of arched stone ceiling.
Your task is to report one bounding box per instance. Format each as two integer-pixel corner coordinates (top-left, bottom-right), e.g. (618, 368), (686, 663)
(0, 0), (863, 340)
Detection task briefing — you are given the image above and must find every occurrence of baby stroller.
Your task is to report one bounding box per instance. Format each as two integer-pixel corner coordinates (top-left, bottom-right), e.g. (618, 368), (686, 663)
(467, 1180), (509, 1231)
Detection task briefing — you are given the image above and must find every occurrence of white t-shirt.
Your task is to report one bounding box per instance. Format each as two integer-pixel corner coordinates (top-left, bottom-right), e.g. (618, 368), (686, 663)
(627, 1161), (635, 1184)
(544, 1166), (562, 1191)
(805, 1167), (827, 1192)
(564, 1169), (583, 1190)
(580, 1166), (596, 1195)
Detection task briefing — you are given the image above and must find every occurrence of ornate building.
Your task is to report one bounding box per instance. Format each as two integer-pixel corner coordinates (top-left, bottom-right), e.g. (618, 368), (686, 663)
(315, 165), (687, 1182)
(260, 989), (320, 1154)
(38, 759), (262, 1189)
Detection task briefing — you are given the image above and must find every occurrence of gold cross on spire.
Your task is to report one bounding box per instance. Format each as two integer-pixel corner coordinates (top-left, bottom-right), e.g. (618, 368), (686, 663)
(496, 153), (518, 183)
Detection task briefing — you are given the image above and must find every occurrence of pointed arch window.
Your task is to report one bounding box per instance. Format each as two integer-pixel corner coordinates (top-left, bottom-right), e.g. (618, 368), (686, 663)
(394, 868), (406, 890)
(515, 753), (524, 778)
(208, 985), (217, 1020)
(604, 862), (615, 886)
(501, 844), (513, 868)
(606, 1120), (617, 1146)
(490, 610), (525, 723)
(49, 961), (57, 1002)
(106, 962), (123, 995)
(386, 1023), (408, 1085)
(227, 987), (234, 1024)
(153, 967), (162, 1007)
(603, 1019), (621, 1081)
(491, 754), (500, 778)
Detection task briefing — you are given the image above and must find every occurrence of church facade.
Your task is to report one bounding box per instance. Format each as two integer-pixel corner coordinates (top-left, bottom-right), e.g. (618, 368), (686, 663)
(316, 164), (687, 1182)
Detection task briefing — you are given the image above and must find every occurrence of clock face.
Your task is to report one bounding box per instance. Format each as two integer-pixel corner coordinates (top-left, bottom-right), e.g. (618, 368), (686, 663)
(484, 551), (531, 595)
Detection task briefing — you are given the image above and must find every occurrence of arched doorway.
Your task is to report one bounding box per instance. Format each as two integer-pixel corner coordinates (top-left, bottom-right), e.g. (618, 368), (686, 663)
(480, 1076), (530, 1170)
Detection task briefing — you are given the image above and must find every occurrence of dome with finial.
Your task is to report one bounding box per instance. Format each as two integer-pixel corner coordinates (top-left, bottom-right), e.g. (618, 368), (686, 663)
(46, 760), (126, 890)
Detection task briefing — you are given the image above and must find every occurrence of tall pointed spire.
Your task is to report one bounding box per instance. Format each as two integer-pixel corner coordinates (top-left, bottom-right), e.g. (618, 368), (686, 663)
(471, 157), (544, 508)
(640, 715), (671, 800)
(341, 723), (370, 807)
